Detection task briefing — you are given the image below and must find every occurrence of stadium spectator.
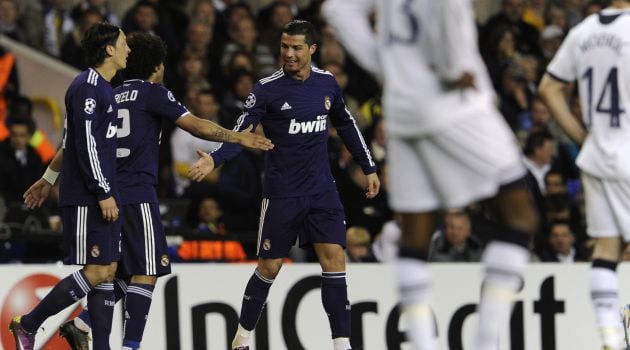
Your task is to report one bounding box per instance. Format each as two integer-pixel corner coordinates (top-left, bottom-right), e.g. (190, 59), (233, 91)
(221, 16), (276, 79)
(0, 0), (26, 42)
(539, 221), (588, 262)
(70, 0), (119, 26)
(42, 0), (75, 57)
(481, 0), (540, 56)
(428, 210), (483, 263)
(345, 226), (374, 262)
(61, 7), (104, 70)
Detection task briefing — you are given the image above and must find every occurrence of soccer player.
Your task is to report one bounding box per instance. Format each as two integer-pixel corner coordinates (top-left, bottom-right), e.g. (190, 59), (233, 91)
(22, 32), (273, 350)
(188, 20), (380, 350)
(538, 1), (630, 348)
(323, 1), (539, 349)
(9, 23), (129, 350)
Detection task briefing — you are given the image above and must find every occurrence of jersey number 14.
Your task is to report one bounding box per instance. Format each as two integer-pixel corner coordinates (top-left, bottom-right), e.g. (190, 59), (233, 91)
(581, 66), (625, 128)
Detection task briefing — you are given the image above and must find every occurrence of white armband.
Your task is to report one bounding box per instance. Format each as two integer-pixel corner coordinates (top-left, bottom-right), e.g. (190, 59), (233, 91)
(42, 167), (60, 185)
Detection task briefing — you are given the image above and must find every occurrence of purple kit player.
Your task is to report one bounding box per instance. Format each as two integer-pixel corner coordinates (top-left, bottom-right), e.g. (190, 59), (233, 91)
(10, 23), (130, 350)
(22, 32), (273, 350)
(188, 20), (380, 350)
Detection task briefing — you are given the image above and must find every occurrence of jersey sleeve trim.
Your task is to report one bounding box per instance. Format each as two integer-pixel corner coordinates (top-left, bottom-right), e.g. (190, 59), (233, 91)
(85, 120), (111, 193)
(546, 70), (573, 84)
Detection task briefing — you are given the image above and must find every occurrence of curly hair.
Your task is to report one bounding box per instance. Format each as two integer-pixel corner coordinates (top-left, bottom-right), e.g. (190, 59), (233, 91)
(82, 22), (121, 67)
(122, 32), (167, 80)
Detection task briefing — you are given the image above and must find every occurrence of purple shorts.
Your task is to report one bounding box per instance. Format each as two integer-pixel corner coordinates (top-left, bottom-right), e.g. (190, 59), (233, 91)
(62, 205), (121, 265)
(119, 202), (170, 276)
(257, 190), (347, 258)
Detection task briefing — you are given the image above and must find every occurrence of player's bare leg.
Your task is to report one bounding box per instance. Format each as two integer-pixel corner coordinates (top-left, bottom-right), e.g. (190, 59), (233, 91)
(396, 211), (439, 350)
(475, 185), (537, 350)
(314, 243), (352, 350)
(232, 258), (282, 350)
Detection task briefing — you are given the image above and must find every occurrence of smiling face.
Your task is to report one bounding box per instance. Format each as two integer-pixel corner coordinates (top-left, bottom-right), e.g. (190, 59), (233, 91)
(280, 33), (316, 79)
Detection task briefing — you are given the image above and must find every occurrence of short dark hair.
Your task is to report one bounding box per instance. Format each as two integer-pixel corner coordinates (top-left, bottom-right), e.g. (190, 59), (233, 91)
(523, 130), (554, 156)
(122, 32), (167, 80)
(82, 22), (121, 67)
(282, 20), (316, 46)
(7, 116), (36, 135)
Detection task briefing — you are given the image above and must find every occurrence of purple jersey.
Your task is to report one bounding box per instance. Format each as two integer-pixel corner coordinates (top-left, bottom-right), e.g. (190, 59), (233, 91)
(60, 68), (118, 206)
(212, 68), (376, 198)
(113, 79), (189, 204)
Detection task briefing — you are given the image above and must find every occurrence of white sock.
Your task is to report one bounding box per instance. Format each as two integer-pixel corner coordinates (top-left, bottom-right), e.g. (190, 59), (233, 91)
(232, 324), (252, 348)
(73, 317), (90, 333)
(590, 265), (624, 348)
(475, 241), (528, 350)
(396, 257), (437, 350)
(333, 337), (351, 350)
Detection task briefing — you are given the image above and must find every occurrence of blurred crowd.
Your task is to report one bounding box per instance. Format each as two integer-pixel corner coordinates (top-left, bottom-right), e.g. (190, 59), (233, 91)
(0, 0), (613, 264)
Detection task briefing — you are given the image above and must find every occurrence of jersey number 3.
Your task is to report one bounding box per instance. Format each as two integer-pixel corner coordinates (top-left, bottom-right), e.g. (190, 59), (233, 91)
(581, 66), (625, 128)
(117, 109), (131, 158)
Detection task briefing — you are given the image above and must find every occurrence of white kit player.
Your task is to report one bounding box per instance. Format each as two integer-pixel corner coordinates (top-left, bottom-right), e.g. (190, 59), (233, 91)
(323, 0), (539, 349)
(539, 1), (630, 349)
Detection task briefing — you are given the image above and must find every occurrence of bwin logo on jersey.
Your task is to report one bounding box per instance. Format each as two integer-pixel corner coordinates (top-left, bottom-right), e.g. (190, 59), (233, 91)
(288, 115), (327, 134)
(106, 122), (117, 138)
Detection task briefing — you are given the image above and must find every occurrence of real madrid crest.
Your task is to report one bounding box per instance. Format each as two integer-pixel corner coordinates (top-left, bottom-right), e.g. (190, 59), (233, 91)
(262, 239), (271, 251)
(161, 254), (170, 267)
(91, 245), (100, 258)
(324, 96), (331, 111)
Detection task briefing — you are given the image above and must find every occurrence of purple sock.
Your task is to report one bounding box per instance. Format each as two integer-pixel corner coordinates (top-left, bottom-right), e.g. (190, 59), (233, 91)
(88, 282), (115, 350)
(239, 269), (274, 330)
(321, 272), (350, 338)
(77, 277), (128, 328)
(122, 283), (155, 348)
(21, 270), (92, 332)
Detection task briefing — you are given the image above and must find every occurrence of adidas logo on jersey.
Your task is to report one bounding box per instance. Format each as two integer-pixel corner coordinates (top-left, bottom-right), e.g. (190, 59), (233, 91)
(288, 115), (327, 134)
(281, 102), (292, 110)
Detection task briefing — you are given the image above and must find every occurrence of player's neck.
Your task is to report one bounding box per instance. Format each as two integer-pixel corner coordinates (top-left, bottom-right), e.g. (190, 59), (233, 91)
(94, 63), (117, 82)
(286, 66), (311, 81)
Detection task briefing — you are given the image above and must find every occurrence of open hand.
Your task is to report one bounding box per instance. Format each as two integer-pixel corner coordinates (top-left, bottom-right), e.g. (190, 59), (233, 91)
(188, 149), (216, 182)
(23, 178), (53, 209)
(237, 125), (274, 151)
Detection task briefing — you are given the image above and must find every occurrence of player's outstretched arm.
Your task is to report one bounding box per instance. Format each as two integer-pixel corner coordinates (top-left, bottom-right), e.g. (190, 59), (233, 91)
(175, 115), (273, 151)
(538, 74), (586, 144)
(365, 172), (381, 199)
(23, 149), (64, 209)
(188, 149), (216, 182)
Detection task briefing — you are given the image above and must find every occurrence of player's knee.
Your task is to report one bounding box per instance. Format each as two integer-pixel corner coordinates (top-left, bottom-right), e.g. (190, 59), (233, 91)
(257, 259), (282, 279)
(83, 263), (117, 286)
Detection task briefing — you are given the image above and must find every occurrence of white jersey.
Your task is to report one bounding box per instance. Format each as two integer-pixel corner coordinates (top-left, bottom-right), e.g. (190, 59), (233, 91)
(547, 9), (630, 179)
(322, 0), (496, 137)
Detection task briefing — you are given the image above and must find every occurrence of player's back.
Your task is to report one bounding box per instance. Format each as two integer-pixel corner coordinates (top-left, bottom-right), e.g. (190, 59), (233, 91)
(549, 9), (630, 178)
(375, 0), (495, 137)
(113, 79), (187, 204)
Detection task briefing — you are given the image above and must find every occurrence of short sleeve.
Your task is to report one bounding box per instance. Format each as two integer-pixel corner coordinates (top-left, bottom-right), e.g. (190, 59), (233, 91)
(147, 85), (190, 123)
(546, 29), (579, 83)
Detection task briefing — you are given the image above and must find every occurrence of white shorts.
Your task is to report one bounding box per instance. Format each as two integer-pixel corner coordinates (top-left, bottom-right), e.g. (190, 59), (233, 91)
(582, 173), (630, 240)
(387, 110), (525, 212)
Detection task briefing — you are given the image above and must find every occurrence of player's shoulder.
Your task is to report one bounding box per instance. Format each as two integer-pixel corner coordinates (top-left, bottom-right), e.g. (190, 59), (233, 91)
(73, 68), (102, 89)
(258, 69), (285, 86)
(311, 67), (338, 85)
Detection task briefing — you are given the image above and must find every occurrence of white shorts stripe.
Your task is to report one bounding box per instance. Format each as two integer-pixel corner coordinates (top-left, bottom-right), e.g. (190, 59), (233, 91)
(141, 203), (156, 275)
(76, 206), (87, 264)
(256, 198), (269, 255)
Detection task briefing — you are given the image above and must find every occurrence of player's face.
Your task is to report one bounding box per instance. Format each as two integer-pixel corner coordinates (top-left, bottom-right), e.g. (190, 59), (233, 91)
(280, 33), (315, 76)
(110, 30), (131, 70)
